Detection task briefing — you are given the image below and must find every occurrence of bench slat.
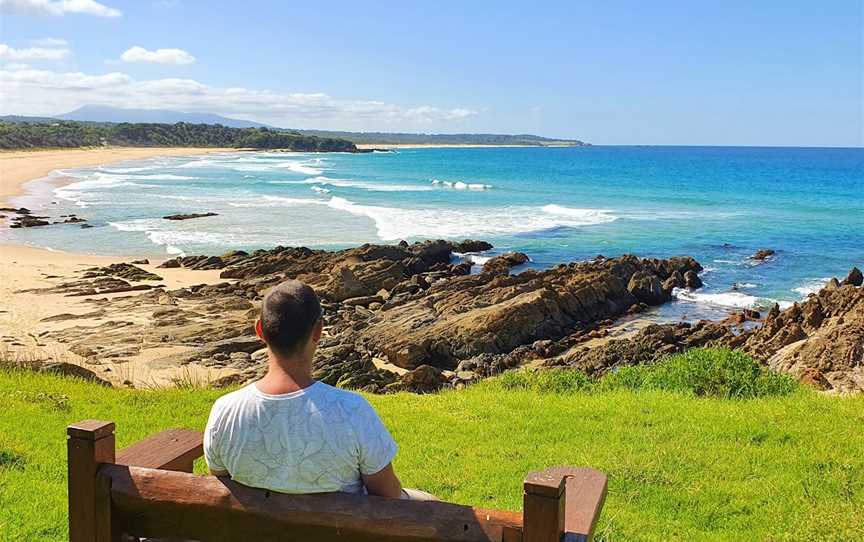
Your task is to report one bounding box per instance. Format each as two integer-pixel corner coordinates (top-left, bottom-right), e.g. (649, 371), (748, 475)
(100, 464), (524, 542)
(115, 429), (203, 472)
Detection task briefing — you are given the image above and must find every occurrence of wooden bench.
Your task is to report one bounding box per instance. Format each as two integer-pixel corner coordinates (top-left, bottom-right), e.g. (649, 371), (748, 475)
(67, 420), (607, 542)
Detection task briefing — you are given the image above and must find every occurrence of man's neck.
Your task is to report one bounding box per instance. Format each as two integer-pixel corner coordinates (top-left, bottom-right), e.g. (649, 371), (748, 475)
(255, 352), (315, 395)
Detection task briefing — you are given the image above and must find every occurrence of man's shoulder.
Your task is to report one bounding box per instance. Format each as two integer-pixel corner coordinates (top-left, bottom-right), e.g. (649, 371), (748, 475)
(314, 382), (369, 407)
(211, 384), (254, 413)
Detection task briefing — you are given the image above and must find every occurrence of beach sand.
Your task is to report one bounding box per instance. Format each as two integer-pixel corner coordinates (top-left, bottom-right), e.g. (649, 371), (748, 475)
(0, 147), (238, 387)
(0, 146), (232, 207)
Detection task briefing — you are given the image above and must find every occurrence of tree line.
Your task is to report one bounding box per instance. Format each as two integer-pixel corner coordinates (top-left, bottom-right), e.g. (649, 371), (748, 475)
(0, 121), (358, 152)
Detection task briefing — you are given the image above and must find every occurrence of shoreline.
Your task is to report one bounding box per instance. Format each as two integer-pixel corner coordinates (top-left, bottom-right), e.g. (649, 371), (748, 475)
(0, 146), (234, 208)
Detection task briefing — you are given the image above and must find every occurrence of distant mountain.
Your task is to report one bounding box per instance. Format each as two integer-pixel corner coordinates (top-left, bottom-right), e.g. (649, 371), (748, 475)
(57, 105), (274, 129)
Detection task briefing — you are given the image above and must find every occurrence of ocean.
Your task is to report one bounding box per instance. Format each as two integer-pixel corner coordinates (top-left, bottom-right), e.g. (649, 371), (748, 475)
(4, 146), (862, 320)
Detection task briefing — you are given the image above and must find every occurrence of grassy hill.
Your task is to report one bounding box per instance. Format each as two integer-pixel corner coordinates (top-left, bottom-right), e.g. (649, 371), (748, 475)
(1, 350), (862, 541)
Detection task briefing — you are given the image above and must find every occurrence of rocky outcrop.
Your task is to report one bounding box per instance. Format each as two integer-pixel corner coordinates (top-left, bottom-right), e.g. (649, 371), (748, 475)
(3, 207), (87, 228)
(451, 240), (494, 253)
(482, 252), (529, 274)
(751, 249), (776, 262)
(550, 321), (740, 375)
(740, 274), (863, 393)
(356, 254), (701, 370)
(29, 238), (707, 393)
(82, 263), (162, 282)
(163, 212), (219, 221)
(550, 268), (864, 393)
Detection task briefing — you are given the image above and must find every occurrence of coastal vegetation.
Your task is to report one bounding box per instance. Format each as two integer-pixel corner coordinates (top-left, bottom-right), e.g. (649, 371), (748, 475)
(0, 120), (358, 152)
(1, 111), (589, 146)
(2, 348), (862, 541)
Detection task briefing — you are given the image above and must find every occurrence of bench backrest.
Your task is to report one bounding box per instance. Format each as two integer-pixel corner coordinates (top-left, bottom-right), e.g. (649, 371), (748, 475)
(67, 420), (607, 542)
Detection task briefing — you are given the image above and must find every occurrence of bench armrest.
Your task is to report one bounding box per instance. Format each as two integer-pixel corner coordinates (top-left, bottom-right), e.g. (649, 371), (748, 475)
(524, 466), (607, 542)
(116, 429), (203, 472)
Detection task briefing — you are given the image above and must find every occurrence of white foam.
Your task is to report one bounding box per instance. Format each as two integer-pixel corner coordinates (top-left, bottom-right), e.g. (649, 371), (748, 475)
(99, 166), (154, 173)
(792, 278), (831, 297)
(108, 218), (260, 257)
(453, 252), (492, 265)
(541, 205), (617, 225)
(310, 186), (331, 194)
(431, 179), (493, 190)
(270, 176), (432, 192)
(275, 161), (324, 175)
(133, 174), (195, 181)
(674, 288), (793, 311)
(223, 196), (616, 240)
(674, 289), (762, 309)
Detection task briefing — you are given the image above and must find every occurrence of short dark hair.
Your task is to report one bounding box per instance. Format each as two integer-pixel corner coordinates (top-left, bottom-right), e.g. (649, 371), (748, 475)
(259, 280), (322, 357)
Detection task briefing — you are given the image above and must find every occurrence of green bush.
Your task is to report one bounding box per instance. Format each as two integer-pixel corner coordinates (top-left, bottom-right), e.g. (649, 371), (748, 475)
(599, 348), (798, 399)
(498, 367), (592, 393)
(495, 348), (797, 399)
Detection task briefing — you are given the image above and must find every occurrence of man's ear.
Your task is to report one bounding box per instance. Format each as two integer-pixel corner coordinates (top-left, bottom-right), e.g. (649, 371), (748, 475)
(311, 319), (323, 344)
(255, 319), (264, 340)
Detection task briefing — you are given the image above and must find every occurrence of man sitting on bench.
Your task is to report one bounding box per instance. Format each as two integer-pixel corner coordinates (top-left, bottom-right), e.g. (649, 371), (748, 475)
(204, 279), (435, 500)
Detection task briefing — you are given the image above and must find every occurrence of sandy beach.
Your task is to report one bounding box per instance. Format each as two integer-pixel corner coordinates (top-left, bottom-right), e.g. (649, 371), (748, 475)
(0, 147), (238, 387)
(0, 146), (233, 207)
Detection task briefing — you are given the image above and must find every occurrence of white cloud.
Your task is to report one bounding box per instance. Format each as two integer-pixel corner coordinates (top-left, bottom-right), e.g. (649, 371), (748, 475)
(120, 46), (196, 65)
(0, 66), (479, 130)
(0, 0), (121, 17)
(0, 42), (70, 60)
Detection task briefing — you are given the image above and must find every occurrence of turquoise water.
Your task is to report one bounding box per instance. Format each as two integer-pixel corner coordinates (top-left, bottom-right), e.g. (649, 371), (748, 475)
(4, 146), (863, 318)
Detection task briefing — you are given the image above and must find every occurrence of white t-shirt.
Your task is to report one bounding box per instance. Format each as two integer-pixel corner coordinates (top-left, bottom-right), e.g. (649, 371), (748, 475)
(203, 381), (397, 494)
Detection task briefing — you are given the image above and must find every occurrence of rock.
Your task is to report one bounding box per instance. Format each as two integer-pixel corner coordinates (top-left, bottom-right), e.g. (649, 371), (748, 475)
(451, 240), (494, 253)
(360, 254), (698, 369)
(842, 267), (863, 287)
(158, 258), (182, 269)
(82, 263), (162, 282)
(39, 362), (110, 386)
(683, 270), (703, 289)
(342, 295), (384, 307)
(482, 252), (530, 274)
(396, 365), (447, 393)
(751, 249), (776, 261)
(131, 259), (150, 265)
(80, 224), (94, 229)
(163, 212), (218, 221)
(627, 271), (667, 305)
(9, 215), (50, 228)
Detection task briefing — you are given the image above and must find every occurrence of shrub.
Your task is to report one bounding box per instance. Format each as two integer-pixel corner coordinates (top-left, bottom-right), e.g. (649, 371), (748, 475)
(495, 348), (797, 399)
(599, 348), (798, 399)
(498, 367), (592, 393)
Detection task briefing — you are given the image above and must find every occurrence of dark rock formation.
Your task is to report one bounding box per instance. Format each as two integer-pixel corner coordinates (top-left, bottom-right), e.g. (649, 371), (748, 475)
(482, 252), (530, 274)
(842, 267), (863, 287)
(451, 240), (494, 253)
(163, 212), (219, 221)
(751, 249), (776, 262)
(82, 263), (162, 282)
(356, 254), (701, 370)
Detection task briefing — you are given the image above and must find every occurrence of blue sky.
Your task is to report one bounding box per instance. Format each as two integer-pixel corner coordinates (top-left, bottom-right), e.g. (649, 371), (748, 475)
(0, 0), (862, 146)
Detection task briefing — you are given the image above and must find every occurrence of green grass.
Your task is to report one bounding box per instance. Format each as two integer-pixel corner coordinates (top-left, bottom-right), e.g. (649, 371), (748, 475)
(1, 350), (863, 541)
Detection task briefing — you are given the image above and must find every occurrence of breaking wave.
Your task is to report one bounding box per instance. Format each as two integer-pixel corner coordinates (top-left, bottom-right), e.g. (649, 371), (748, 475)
(229, 196), (616, 240)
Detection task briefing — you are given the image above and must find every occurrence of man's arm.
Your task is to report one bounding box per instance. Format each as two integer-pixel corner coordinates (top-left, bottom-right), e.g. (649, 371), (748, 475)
(362, 462), (403, 499)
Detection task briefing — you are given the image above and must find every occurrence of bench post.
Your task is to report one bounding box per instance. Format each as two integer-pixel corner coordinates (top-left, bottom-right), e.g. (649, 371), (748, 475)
(67, 420), (115, 542)
(523, 471), (566, 542)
